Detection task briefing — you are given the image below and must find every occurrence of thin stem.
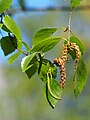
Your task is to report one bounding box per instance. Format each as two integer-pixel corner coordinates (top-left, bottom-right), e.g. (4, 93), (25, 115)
(38, 53), (42, 74)
(62, 37), (68, 43)
(17, 48), (28, 56)
(68, 11), (72, 41)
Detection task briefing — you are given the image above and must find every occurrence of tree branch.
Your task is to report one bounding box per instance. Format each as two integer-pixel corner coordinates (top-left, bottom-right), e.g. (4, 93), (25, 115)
(68, 11), (72, 41)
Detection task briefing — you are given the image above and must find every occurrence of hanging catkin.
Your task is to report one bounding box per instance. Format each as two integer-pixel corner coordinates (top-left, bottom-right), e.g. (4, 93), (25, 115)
(54, 57), (66, 89)
(54, 44), (68, 89)
(69, 42), (81, 74)
(53, 42), (81, 89)
(61, 44), (68, 63)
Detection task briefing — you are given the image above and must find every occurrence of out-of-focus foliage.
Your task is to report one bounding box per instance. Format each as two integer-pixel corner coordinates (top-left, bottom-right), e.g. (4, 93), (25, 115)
(0, 59), (90, 120)
(70, 0), (82, 9)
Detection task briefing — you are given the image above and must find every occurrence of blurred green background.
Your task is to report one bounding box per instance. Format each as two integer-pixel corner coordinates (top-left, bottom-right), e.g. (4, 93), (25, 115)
(0, 0), (90, 120)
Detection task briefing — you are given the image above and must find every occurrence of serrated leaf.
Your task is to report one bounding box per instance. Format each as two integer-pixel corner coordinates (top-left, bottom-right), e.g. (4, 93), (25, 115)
(45, 79), (62, 108)
(69, 37), (85, 60)
(32, 28), (57, 46)
(70, 0), (82, 9)
(25, 56), (38, 79)
(32, 36), (61, 53)
(0, 0), (12, 14)
(0, 36), (17, 56)
(39, 59), (57, 83)
(8, 52), (21, 64)
(21, 53), (37, 72)
(3, 15), (22, 49)
(74, 57), (87, 98)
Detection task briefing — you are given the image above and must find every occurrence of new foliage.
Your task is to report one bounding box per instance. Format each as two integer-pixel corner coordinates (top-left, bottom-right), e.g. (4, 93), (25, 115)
(0, 0), (87, 108)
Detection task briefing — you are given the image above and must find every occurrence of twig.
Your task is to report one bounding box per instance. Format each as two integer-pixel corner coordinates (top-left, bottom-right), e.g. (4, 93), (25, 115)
(68, 11), (72, 41)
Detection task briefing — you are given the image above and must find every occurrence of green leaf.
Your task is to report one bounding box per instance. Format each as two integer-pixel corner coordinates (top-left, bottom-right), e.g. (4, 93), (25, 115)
(21, 53), (37, 72)
(69, 37), (85, 60)
(0, 23), (3, 28)
(25, 56), (38, 79)
(74, 57), (87, 98)
(0, 0), (12, 14)
(2, 24), (11, 33)
(39, 59), (57, 83)
(8, 52), (21, 64)
(45, 79), (62, 108)
(0, 36), (17, 56)
(70, 37), (85, 55)
(68, 49), (76, 60)
(47, 73), (62, 100)
(3, 15), (22, 49)
(3, 15), (22, 41)
(45, 83), (57, 109)
(32, 28), (58, 46)
(70, 0), (82, 9)
(32, 36), (61, 53)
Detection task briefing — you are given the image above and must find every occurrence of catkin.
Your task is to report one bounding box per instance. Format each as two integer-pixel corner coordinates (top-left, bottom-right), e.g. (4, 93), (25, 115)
(53, 42), (81, 89)
(54, 57), (66, 89)
(69, 42), (81, 74)
(61, 44), (68, 63)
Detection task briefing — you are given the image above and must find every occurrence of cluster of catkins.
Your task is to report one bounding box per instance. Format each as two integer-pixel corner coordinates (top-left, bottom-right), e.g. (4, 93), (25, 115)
(54, 42), (81, 90)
